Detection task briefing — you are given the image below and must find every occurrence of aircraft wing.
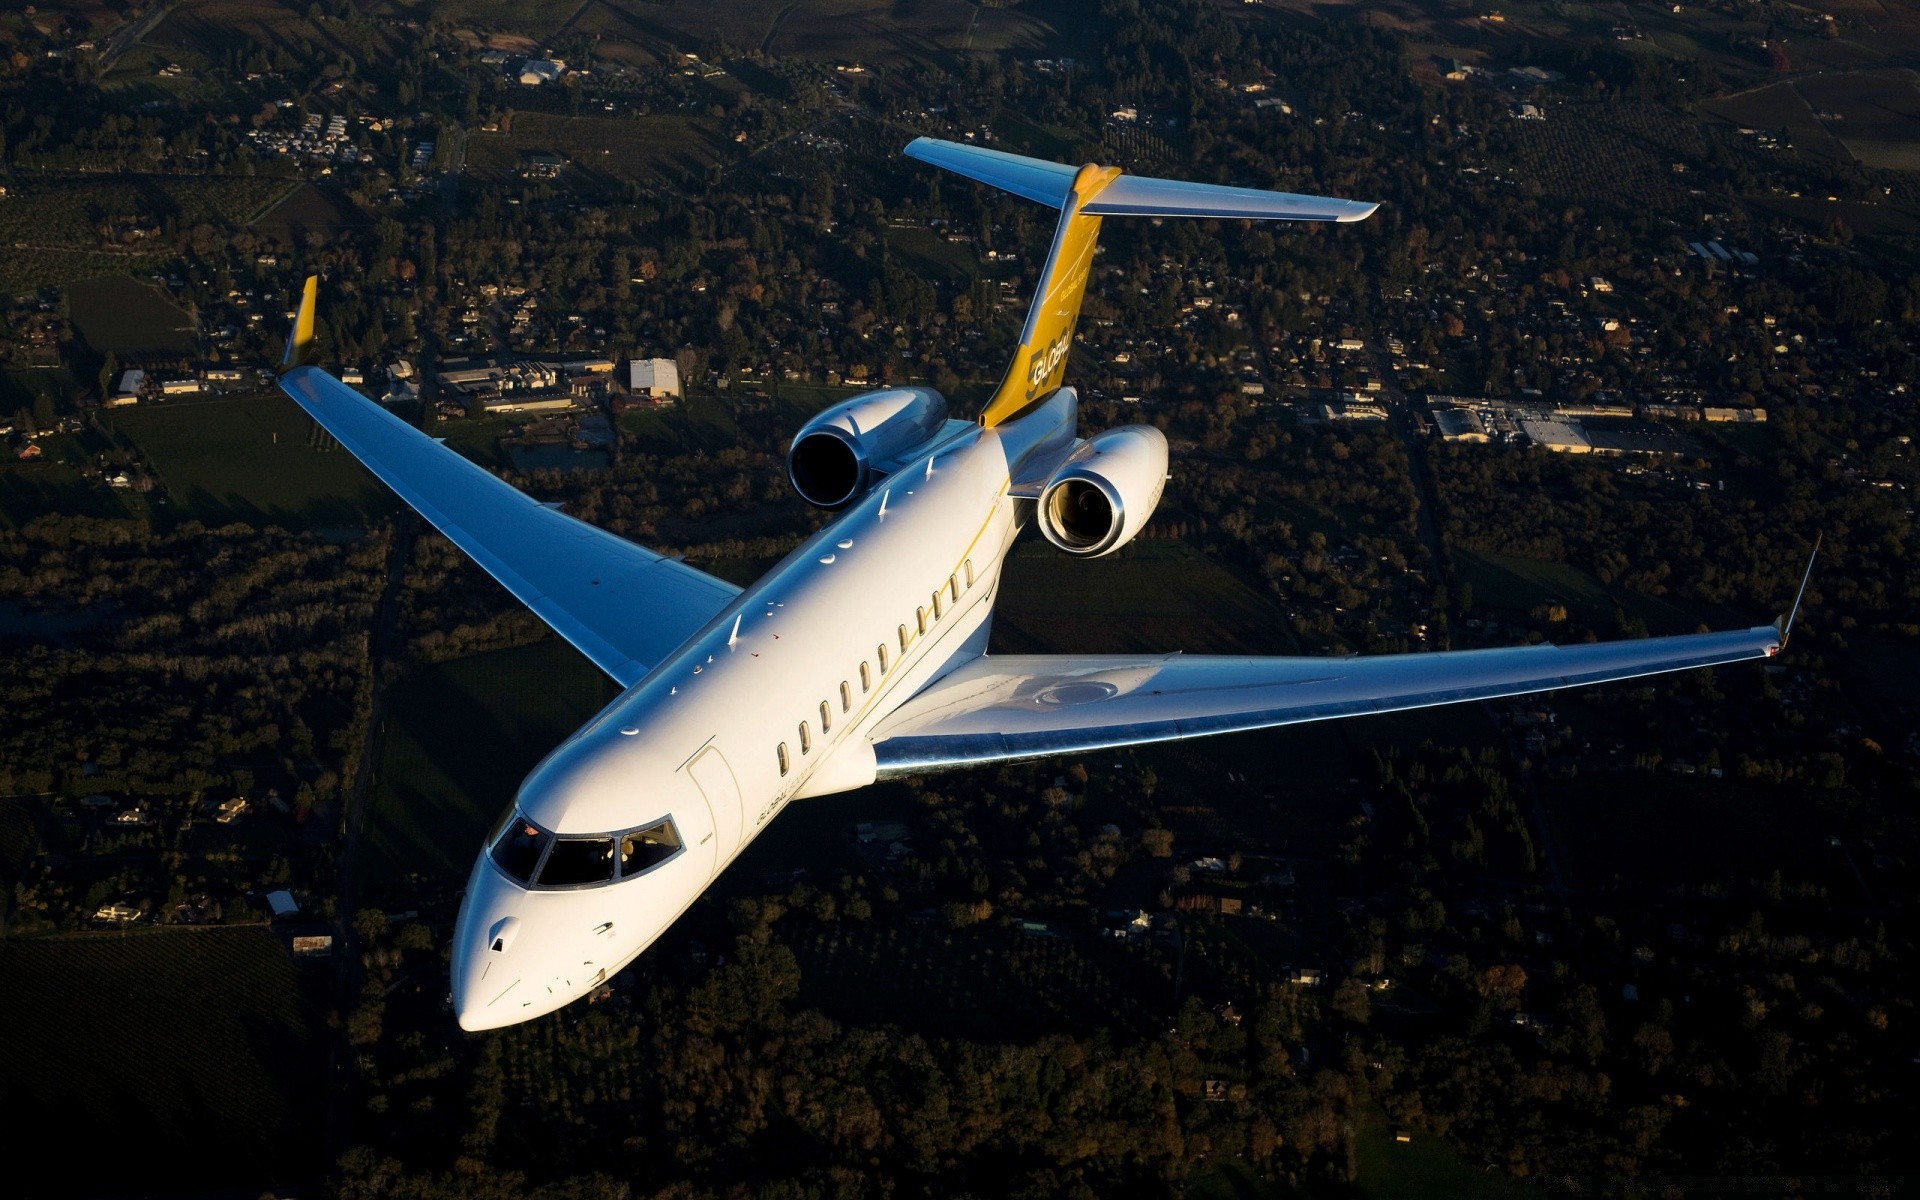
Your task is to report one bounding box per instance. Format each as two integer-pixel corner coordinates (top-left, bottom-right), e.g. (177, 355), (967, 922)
(869, 625), (1783, 773)
(278, 365), (739, 686)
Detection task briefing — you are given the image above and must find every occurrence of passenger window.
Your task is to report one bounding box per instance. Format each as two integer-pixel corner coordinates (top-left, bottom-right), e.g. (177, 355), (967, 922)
(490, 817), (552, 885)
(916, 606), (927, 634)
(840, 681), (852, 711)
(964, 560), (974, 588)
(948, 575), (959, 604)
(898, 624), (909, 652)
(860, 662), (871, 692)
(819, 700), (831, 733)
(777, 743), (789, 775)
(536, 837), (616, 887)
(619, 819), (680, 876)
(799, 721), (811, 753)
(878, 644), (889, 672)
(932, 590), (944, 619)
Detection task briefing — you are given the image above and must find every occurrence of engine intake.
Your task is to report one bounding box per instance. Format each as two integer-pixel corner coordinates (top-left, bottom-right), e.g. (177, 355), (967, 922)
(787, 387), (948, 509)
(1036, 425), (1168, 558)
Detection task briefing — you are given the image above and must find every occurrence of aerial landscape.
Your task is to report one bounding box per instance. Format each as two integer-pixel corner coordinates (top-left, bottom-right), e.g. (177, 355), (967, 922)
(0, 0), (1917, 1196)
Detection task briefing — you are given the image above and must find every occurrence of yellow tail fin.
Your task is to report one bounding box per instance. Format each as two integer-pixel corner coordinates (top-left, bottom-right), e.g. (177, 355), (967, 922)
(979, 163), (1121, 428)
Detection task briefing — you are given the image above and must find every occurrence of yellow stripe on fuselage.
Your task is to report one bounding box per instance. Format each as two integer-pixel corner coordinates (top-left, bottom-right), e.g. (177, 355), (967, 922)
(978, 163), (1121, 428)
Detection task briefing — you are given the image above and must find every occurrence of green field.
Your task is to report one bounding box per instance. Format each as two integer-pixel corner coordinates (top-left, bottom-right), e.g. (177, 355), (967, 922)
(0, 460), (139, 528)
(1352, 1107), (1524, 1200)
(68, 274), (198, 358)
(0, 174), (289, 291)
(992, 539), (1302, 655)
(251, 182), (370, 240)
(786, 917), (1169, 1039)
(466, 111), (735, 188)
(0, 928), (328, 1197)
(111, 391), (398, 527)
(360, 639), (619, 900)
(0, 795), (43, 901)
(617, 391), (748, 455)
(1453, 548), (1737, 636)
(1540, 772), (1866, 893)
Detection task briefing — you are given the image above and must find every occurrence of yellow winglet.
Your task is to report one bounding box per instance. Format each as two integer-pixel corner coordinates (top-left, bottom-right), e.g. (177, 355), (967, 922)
(281, 274), (319, 370)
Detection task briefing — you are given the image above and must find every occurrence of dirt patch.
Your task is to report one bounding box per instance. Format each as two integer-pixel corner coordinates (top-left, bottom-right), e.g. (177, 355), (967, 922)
(68, 276), (197, 360)
(1701, 81), (1852, 163)
(251, 183), (370, 242)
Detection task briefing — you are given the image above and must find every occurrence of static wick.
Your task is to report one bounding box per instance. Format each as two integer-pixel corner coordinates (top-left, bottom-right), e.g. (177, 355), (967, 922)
(878, 488), (890, 518)
(728, 612), (742, 647)
(925, 456), (934, 481)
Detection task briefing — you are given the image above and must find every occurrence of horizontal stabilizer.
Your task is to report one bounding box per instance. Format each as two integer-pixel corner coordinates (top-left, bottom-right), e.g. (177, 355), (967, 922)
(903, 138), (1080, 208)
(903, 137), (1376, 222)
(1082, 173), (1377, 223)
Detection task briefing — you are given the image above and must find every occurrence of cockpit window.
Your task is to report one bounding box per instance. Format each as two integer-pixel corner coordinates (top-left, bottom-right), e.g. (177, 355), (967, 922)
(620, 819), (681, 877)
(536, 837), (617, 887)
(490, 817), (551, 884)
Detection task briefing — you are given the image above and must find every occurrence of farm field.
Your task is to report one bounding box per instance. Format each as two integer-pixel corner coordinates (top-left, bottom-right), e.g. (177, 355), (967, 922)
(0, 173), (290, 291)
(432, 0), (1087, 63)
(786, 916), (1171, 1039)
(251, 182), (370, 240)
(0, 459), (136, 528)
(1349, 1105), (1525, 1200)
(991, 538), (1302, 655)
(0, 927), (328, 1198)
(1538, 772), (1868, 894)
(111, 390), (399, 527)
(1701, 81), (1853, 164)
(67, 274), (198, 358)
(465, 111), (735, 189)
(1452, 547), (1745, 636)
(1507, 99), (1709, 211)
(1796, 68), (1920, 170)
(360, 638), (619, 902)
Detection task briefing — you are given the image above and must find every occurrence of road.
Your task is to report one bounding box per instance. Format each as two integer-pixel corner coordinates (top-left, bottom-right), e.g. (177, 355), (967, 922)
(93, 1), (178, 75)
(322, 444), (419, 1163)
(1362, 344), (1453, 594)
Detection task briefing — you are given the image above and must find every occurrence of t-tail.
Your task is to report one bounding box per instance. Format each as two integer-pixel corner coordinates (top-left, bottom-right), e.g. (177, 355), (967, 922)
(904, 137), (1378, 427)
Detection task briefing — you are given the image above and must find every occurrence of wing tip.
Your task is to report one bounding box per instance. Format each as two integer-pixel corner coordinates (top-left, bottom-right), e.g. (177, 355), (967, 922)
(1773, 533), (1822, 650)
(281, 274), (319, 370)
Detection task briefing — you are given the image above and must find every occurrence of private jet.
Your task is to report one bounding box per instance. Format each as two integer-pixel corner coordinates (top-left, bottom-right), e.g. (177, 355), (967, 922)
(275, 138), (1812, 1030)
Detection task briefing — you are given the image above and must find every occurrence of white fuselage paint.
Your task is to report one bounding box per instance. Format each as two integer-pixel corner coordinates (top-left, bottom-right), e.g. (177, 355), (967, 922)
(451, 391), (1076, 1030)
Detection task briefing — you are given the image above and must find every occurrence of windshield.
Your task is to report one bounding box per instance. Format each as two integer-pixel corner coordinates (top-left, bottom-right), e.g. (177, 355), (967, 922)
(620, 820), (681, 876)
(537, 837), (617, 887)
(489, 817), (551, 885)
(486, 812), (681, 888)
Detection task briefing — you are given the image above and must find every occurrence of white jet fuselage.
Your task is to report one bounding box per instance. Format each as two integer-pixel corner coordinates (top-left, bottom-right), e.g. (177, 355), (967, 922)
(451, 392), (1074, 1029)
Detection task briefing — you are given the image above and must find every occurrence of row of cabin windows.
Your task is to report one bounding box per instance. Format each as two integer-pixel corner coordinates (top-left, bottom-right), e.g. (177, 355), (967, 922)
(777, 559), (977, 777)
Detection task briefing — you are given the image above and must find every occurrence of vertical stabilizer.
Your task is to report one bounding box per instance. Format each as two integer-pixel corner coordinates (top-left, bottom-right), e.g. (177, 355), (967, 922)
(979, 162), (1119, 427)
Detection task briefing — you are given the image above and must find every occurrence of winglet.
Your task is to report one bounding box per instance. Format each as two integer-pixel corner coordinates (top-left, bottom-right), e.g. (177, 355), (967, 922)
(1772, 534), (1821, 651)
(281, 275), (319, 370)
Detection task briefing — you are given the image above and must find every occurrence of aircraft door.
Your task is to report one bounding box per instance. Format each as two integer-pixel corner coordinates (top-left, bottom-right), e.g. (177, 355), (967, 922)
(685, 746), (743, 873)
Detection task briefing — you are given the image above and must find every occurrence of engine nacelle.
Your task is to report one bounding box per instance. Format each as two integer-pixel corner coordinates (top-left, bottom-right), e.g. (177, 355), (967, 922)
(1036, 425), (1169, 558)
(787, 387), (948, 509)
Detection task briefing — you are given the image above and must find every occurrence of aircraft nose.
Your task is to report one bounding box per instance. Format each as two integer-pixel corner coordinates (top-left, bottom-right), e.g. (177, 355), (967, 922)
(451, 856), (526, 1031)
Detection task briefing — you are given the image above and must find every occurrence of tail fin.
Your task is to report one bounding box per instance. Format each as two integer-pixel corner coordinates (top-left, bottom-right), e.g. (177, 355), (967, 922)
(904, 138), (1377, 427)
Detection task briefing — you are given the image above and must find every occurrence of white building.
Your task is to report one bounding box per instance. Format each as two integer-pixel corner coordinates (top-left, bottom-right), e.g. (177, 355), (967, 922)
(111, 369), (147, 405)
(1521, 417), (1591, 453)
(629, 358), (681, 401)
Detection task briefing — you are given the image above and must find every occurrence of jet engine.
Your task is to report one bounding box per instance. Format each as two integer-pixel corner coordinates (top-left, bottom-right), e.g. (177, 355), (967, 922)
(1036, 425), (1169, 558)
(787, 387), (949, 509)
